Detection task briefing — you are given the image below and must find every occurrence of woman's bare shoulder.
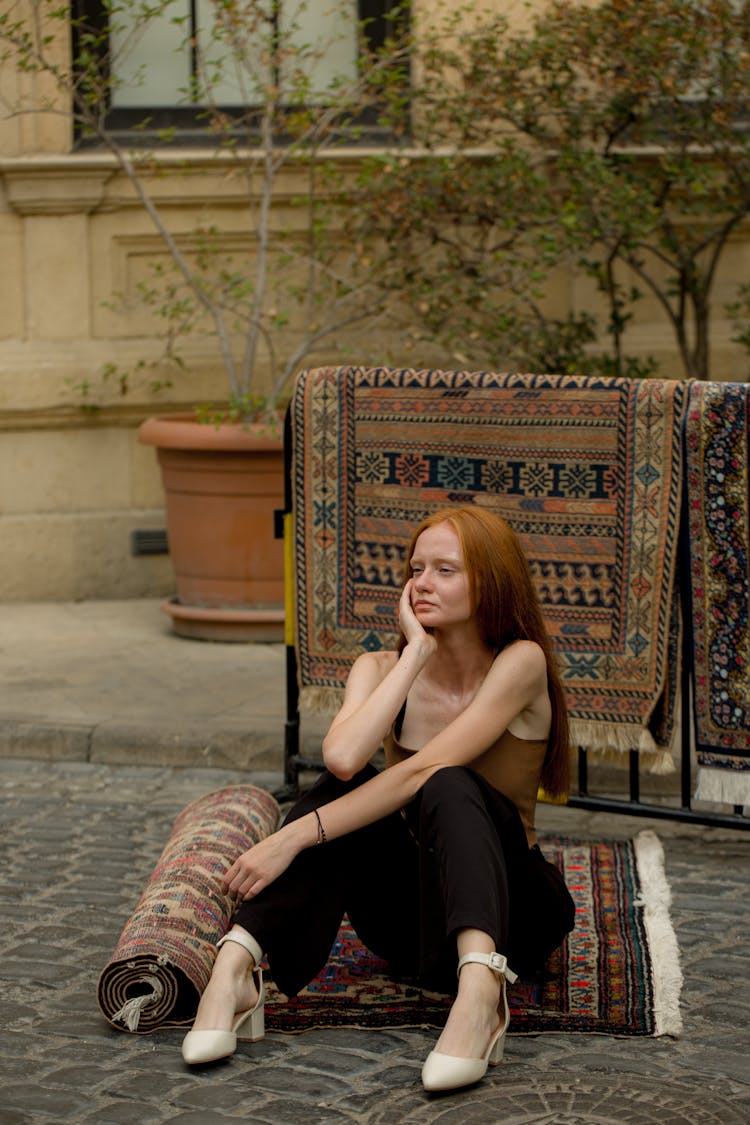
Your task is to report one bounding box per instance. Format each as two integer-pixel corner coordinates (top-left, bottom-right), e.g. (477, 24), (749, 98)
(353, 648), (399, 667)
(346, 648), (400, 685)
(336, 649), (402, 715)
(490, 641), (550, 737)
(487, 639), (547, 687)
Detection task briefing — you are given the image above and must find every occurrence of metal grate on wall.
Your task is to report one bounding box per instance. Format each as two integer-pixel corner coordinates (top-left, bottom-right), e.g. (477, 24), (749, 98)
(131, 529), (169, 556)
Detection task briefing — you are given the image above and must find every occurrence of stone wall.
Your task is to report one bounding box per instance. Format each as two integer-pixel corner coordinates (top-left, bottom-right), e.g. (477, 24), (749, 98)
(0, 147), (369, 601)
(1, 0), (748, 602)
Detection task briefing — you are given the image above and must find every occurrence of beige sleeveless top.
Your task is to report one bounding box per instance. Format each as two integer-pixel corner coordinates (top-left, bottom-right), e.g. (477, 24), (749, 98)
(384, 721), (548, 846)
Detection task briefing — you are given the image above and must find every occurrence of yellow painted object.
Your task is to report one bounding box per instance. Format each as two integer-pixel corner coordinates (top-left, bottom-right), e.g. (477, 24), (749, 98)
(284, 511), (296, 647)
(538, 787), (568, 805)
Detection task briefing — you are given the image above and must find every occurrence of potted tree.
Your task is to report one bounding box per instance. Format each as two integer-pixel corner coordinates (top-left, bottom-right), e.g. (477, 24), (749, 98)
(1, 0), (409, 638)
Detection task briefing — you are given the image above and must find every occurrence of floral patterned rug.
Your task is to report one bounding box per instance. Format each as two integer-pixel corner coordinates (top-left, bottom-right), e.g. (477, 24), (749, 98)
(684, 381), (750, 807)
(98, 789), (681, 1039)
(265, 831), (682, 1039)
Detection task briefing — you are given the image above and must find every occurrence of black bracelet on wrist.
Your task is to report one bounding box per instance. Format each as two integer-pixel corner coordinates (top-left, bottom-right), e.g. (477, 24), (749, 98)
(313, 808), (327, 845)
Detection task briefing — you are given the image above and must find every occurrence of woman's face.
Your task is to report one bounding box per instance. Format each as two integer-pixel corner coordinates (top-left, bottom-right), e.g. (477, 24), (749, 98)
(409, 522), (472, 629)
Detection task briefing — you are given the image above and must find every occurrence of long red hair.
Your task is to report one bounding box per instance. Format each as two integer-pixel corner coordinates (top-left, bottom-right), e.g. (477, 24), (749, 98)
(400, 506), (570, 796)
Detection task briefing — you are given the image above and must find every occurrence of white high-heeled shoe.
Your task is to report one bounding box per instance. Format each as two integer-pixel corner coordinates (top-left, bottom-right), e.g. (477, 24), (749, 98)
(181, 926), (265, 1065)
(421, 951), (518, 1093)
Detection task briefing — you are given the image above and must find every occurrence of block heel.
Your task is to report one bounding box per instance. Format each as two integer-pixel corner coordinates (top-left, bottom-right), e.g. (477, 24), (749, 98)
(181, 926), (265, 1066)
(421, 951), (517, 1093)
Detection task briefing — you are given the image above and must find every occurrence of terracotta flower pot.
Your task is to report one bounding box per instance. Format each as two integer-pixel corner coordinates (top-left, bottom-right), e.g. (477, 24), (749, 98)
(138, 414), (285, 642)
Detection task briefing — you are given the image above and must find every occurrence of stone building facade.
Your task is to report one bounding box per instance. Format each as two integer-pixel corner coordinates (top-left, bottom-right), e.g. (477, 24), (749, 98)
(1, 0), (747, 602)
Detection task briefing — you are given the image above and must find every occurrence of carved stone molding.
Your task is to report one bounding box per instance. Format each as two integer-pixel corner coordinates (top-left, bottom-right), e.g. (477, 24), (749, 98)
(1, 159), (113, 215)
(0, 400), (201, 432)
(0, 148), (370, 216)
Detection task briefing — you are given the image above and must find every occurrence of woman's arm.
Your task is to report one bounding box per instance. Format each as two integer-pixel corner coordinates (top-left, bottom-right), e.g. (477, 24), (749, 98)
(322, 580), (436, 780)
(222, 639), (547, 901)
(314, 639), (546, 836)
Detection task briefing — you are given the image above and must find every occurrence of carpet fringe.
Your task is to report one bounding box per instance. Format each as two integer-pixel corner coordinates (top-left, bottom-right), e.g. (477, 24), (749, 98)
(111, 974), (163, 1032)
(633, 830), (683, 1038)
(570, 719), (675, 774)
(300, 685), (345, 714)
(695, 766), (750, 809)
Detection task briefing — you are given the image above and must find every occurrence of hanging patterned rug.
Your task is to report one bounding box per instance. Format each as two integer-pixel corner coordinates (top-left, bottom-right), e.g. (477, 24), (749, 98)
(264, 830), (681, 1039)
(291, 367), (687, 772)
(684, 381), (750, 807)
(97, 786), (682, 1039)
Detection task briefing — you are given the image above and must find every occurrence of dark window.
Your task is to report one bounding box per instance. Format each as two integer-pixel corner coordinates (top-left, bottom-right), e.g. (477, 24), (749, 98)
(73, 0), (407, 145)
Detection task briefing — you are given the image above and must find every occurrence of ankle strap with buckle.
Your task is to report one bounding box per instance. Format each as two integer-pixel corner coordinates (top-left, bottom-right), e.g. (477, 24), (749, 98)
(457, 950), (518, 984)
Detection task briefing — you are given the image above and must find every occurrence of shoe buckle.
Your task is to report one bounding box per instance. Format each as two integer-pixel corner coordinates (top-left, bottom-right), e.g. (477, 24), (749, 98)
(487, 951), (518, 983)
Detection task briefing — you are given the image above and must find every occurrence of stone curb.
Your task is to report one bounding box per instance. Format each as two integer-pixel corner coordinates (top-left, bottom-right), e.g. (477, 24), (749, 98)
(0, 717), (286, 770)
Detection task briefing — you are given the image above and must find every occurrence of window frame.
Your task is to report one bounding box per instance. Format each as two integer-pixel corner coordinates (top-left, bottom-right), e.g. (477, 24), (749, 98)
(72, 0), (408, 148)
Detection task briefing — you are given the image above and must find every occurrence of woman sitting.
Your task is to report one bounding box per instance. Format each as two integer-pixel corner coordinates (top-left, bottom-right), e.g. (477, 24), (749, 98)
(182, 505), (575, 1093)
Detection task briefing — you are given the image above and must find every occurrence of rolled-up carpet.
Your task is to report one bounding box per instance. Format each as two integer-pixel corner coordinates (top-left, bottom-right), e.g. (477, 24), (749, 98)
(97, 784), (280, 1033)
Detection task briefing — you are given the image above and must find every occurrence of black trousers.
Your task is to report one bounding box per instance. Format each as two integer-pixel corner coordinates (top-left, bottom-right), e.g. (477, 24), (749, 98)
(233, 765), (575, 998)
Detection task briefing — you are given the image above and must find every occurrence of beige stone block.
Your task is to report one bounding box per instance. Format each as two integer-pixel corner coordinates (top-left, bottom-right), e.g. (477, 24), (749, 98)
(0, 514), (76, 600)
(570, 268), (606, 317)
(71, 511), (174, 599)
(24, 213), (90, 339)
(115, 233), (257, 340)
(0, 428), (132, 514)
(0, 216), (24, 339)
(0, 511), (174, 601)
(531, 264), (572, 319)
(0, 2), (71, 157)
(713, 233), (750, 313)
(89, 181), (330, 342)
(0, 88), (22, 160)
(711, 347), (750, 383)
(129, 432), (167, 509)
(0, 337), (229, 413)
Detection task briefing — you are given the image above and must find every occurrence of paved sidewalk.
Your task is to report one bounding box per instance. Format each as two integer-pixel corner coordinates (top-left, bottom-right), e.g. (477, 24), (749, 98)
(1, 601), (749, 1123)
(0, 599), (328, 769)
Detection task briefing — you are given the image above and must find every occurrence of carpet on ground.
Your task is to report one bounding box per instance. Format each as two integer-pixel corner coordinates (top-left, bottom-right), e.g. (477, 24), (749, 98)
(291, 367), (687, 771)
(97, 785), (280, 1032)
(264, 829), (681, 1039)
(97, 787), (682, 1039)
(684, 381), (750, 807)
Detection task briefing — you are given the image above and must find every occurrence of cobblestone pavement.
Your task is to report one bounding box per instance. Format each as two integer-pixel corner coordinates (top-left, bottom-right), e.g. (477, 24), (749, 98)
(1, 758), (749, 1124)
